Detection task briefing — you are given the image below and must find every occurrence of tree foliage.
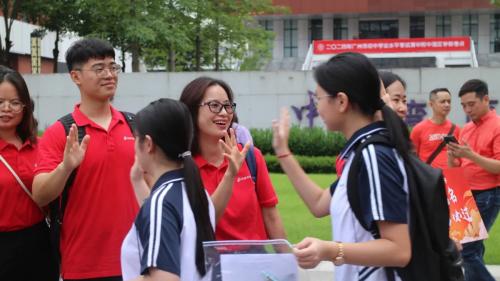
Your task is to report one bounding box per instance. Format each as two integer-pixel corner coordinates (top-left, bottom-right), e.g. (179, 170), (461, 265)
(0, 0), (22, 67)
(3, 0), (287, 72)
(22, 0), (78, 72)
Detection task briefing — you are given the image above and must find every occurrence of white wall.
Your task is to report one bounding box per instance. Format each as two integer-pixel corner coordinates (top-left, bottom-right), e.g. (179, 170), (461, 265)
(24, 69), (500, 131)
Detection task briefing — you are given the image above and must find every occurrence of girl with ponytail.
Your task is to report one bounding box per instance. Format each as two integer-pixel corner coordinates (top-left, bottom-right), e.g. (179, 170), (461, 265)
(121, 98), (239, 281)
(272, 52), (412, 281)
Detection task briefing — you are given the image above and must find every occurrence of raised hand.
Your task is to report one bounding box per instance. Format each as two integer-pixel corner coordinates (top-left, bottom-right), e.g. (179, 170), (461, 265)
(272, 107), (291, 156)
(219, 128), (250, 177)
(130, 156), (151, 205)
(61, 124), (90, 172)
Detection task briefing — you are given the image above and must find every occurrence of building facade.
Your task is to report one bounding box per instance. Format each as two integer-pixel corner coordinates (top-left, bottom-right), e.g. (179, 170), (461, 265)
(257, 0), (500, 70)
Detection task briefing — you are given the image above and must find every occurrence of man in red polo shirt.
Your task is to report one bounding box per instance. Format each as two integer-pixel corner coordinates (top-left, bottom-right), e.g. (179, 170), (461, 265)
(448, 79), (500, 281)
(32, 38), (139, 281)
(411, 88), (460, 169)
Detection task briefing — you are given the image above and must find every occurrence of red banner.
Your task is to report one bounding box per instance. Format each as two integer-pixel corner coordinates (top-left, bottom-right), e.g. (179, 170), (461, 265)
(313, 37), (471, 54)
(443, 168), (488, 244)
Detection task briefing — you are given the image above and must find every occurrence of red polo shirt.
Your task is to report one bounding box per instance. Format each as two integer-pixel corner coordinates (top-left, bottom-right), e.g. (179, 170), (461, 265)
(194, 146), (278, 240)
(458, 110), (500, 190)
(0, 139), (44, 231)
(410, 119), (460, 169)
(35, 105), (139, 279)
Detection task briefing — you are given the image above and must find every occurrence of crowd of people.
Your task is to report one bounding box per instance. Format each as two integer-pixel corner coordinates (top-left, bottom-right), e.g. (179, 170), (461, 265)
(0, 37), (498, 281)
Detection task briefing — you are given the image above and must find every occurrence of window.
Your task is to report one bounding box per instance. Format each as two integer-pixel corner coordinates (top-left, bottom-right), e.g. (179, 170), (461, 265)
(259, 20), (273, 31)
(491, 14), (500, 52)
(436, 15), (451, 37)
(309, 19), (323, 43)
(463, 14), (478, 52)
(284, 19), (298, 57)
(359, 20), (398, 39)
(410, 16), (425, 38)
(333, 18), (348, 40)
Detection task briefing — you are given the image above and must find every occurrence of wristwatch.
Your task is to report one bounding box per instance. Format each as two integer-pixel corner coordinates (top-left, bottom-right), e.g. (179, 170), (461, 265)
(333, 241), (345, 266)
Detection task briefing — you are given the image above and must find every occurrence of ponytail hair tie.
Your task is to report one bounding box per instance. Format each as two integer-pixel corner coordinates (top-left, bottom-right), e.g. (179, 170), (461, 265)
(376, 99), (386, 110)
(179, 151), (192, 159)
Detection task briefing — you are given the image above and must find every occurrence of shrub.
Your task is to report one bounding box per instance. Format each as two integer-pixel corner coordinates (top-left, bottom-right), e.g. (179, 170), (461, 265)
(251, 126), (346, 156)
(264, 154), (336, 174)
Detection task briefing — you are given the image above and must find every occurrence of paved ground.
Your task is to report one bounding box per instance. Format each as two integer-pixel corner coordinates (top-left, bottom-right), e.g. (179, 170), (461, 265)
(298, 262), (500, 280)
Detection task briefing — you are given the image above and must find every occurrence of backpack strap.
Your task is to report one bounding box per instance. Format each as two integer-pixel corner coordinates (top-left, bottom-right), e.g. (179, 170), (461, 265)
(121, 111), (136, 132)
(244, 144), (257, 184)
(48, 113), (86, 264)
(426, 123), (456, 165)
(347, 134), (392, 231)
(56, 113), (85, 220)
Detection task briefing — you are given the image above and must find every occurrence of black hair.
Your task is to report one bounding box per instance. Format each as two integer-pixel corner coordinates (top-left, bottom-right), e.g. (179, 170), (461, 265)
(179, 76), (235, 155)
(458, 79), (488, 99)
(0, 65), (38, 143)
(429, 88), (451, 101)
(65, 38), (115, 72)
(135, 98), (215, 276)
(379, 71), (407, 90)
(314, 52), (412, 159)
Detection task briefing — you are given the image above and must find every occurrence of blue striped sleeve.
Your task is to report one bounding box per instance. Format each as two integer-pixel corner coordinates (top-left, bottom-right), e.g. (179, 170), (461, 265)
(356, 144), (408, 230)
(136, 182), (183, 276)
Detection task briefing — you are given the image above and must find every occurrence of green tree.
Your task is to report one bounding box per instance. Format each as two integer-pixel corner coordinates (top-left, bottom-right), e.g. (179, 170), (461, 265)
(23, 0), (78, 72)
(72, 0), (160, 72)
(142, 0), (287, 71)
(142, 0), (194, 71)
(199, 0), (285, 71)
(0, 0), (22, 67)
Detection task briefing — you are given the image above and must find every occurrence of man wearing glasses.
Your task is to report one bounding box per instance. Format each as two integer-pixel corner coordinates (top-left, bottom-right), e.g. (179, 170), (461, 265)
(32, 38), (139, 281)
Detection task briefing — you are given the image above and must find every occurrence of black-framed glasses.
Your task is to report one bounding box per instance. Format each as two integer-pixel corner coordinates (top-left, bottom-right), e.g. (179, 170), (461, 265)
(0, 99), (25, 113)
(200, 100), (236, 114)
(75, 64), (122, 77)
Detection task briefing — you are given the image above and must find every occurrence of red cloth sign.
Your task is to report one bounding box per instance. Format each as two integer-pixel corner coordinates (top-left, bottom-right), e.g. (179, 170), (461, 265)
(313, 37), (471, 54)
(443, 168), (488, 244)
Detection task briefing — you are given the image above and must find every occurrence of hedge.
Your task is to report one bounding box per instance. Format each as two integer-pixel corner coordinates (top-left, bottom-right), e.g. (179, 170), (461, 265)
(264, 154), (336, 174)
(251, 126), (346, 157)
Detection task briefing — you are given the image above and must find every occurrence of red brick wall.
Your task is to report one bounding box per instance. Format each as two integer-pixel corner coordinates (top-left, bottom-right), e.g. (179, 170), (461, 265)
(14, 55), (55, 74)
(272, 0), (496, 15)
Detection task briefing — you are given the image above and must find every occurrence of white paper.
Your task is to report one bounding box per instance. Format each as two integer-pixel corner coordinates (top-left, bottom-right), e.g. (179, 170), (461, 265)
(220, 253), (298, 281)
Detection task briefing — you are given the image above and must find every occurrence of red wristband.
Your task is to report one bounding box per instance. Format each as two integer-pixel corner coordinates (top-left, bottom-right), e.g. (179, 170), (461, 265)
(277, 152), (291, 159)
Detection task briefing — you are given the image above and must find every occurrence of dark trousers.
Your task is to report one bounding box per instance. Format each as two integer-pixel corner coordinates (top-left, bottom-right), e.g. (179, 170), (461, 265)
(0, 221), (59, 281)
(462, 187), (500, 281)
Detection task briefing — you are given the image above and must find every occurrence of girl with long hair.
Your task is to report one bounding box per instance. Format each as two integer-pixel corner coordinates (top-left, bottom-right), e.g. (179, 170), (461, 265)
(121, 98), (244, 281)
(0, 66), (58, 280)
(273, 53), (412, 280)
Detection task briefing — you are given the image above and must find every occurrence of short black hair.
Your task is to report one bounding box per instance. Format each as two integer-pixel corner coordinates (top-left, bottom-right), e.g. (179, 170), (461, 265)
(65, 38), (115, 72)
(429, 88), (451, 101)
(458, 79), (488, 99)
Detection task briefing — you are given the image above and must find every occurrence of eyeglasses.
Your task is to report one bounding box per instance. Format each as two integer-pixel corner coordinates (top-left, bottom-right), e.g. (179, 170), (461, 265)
(75, 64), (122, 78)
(0, 99), (25, 113)
(200, 100), (236, 114)
(312, 94), (331, 106)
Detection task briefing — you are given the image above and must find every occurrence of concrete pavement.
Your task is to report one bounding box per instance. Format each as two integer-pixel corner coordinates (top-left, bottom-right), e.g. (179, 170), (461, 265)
(298, 262), (500, 280)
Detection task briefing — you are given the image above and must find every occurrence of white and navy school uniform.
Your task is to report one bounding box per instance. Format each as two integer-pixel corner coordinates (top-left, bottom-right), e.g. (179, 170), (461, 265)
(330, 122), (409, 281)
(121, 169), (215, 281)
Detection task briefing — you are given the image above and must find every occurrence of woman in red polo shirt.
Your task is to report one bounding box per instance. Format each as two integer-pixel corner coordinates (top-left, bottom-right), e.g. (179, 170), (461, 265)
(0, 66), (58, 280)
(180, 77), (286, 241)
